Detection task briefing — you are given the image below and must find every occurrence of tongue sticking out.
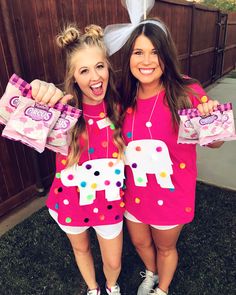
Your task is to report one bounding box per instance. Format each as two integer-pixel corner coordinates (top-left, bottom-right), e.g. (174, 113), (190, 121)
(91, 85), (103, 96)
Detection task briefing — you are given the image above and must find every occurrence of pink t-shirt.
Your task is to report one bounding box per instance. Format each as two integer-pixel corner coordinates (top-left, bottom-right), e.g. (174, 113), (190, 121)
(46, 101), (125, 227)
(122, 83), (206, 225)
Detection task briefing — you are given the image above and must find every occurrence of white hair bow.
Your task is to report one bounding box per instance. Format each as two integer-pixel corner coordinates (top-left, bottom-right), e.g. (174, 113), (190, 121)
(104, 0), (166, 56)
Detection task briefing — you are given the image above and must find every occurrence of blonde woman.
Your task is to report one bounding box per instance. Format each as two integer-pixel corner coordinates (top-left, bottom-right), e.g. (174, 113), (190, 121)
(31, 24), (125, 295)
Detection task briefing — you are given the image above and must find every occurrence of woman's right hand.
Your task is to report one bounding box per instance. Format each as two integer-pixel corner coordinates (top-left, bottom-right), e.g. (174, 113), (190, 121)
(30, 79), (73, 107)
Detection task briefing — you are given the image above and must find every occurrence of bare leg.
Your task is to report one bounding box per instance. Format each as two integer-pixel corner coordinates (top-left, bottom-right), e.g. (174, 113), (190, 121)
(67, 231), (98, 290)
(126, 219), (156, 273)
(96, 231), (123, 288)
(151, 225), (184, 293)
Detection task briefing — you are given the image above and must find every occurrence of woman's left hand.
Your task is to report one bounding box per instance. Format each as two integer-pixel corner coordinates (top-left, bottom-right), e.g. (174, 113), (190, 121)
(197, 99), (219, 116)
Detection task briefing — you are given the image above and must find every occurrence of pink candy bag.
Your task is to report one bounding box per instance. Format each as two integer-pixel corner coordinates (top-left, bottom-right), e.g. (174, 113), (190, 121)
(2, 96), (61, 153)
(178, 108), (199, 144)
(0, 74), (32, 124)
(46, 103), (82, 155)
(178, 103), (236, 145)
(0, 74), (82, 154)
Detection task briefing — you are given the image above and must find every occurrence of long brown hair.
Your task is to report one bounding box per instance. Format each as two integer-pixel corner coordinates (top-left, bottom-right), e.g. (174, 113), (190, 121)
(120, 19), (200, 128)
(56, 24), (124, 166)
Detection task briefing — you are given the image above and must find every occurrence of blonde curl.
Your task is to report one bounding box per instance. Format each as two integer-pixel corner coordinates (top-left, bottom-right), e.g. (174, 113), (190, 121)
(84, 24), (104, 39)
(56, 24), (81, 48)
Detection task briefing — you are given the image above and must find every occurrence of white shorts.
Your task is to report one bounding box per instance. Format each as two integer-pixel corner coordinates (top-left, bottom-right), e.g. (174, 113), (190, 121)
(124, 211), (178, 230)
(49, 209), (123, 240)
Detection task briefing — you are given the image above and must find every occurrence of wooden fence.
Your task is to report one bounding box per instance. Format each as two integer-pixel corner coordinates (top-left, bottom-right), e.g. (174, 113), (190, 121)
(0, 0), (236, 217)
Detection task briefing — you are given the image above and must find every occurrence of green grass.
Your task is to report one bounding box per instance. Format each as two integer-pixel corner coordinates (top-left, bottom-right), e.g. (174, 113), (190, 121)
(0, 182), (235, 295)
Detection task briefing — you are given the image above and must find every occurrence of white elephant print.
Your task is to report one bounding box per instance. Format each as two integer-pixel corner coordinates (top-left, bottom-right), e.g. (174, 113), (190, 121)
(61, 158), (125, 206)
(125, 139), (174, 189)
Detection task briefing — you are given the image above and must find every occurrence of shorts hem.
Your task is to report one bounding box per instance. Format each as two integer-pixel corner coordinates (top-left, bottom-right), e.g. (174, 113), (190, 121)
(48, 209), (123, 239)
(124, 210), (190, 229)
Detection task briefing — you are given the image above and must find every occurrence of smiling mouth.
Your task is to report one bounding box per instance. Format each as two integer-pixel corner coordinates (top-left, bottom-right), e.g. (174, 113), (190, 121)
(90, 82), (103, 96)
(139, 68), (155, 75)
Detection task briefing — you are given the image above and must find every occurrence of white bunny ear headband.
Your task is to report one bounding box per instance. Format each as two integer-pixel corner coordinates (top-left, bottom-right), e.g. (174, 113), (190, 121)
(104, 0), (167, 56)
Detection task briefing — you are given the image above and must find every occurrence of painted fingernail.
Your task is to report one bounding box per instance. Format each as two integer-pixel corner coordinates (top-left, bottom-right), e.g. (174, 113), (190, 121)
(201, 96), (208, 103)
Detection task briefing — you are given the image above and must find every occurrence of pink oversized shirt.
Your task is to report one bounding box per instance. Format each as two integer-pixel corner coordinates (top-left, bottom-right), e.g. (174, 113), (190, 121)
(122, 83), (206, 225)
(46, 101), (125, 227)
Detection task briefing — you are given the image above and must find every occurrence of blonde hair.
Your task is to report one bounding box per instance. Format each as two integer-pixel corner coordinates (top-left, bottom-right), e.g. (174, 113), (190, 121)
(56, 24), (124, 166)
